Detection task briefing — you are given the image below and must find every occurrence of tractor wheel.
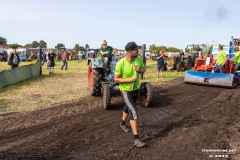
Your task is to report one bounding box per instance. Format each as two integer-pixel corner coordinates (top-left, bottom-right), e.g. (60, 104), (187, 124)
(176, 62), (183, 72)
(184, 57), (193, 70)
(102, 83), (111, 110)
(88, 62), (103, 96)
(141, 82), (153, 107)
(163, 62), (168, 71)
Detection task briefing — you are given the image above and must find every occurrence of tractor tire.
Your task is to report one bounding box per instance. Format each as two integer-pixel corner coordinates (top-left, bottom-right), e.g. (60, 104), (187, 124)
(176, 62), (182, 72)
(141, 82), (153, 107)
(184, 57), (193, 70)
(163, 62), (168, 71)
(102, 83), (111, 110)
(88, 62), (103, 96)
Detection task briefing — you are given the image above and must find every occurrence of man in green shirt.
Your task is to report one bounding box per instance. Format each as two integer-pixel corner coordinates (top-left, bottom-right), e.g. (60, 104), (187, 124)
(114, 42), (146, 148)
(213, 45), (227, 73)
(231, 47), (240, 73)
(99, 40), (113, 70)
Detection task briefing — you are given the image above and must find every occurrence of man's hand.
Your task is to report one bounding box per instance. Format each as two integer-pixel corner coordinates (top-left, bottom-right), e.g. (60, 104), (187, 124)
(134, 66), (140, 72)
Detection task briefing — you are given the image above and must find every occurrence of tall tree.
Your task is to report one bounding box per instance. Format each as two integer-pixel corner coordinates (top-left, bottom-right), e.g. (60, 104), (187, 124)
(24, 43), (33, 48)
(9, 43), (20, 49)
(39, 40), (47, 48)
(0, 37), (7, 45)
(32, 41), (39, 48)
(85, 44), (89, 50)
(157, 46), (168, 51)
(167, 47), (180, 52)
(73, 44), (80, 53)
(149, 44), (157, 53)
(55, 43), (65, 51)
(79, 46), (85, 51)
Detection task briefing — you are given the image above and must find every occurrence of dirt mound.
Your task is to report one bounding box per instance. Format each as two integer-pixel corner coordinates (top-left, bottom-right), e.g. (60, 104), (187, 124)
(0, 80), (239, 160)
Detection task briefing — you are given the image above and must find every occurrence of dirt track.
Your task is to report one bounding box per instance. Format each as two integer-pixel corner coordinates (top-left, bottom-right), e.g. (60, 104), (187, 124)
(0, 79), (240, 160)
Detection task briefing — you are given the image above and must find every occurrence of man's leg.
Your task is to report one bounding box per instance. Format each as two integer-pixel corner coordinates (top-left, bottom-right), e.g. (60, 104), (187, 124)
(157, 65), (160, 78)
(65, 61), (68, 70)
(220, 65), (224, 73)
(121, 90), (146, 147)
(122, 111), (128, 122)
(103, 57), (109, 70)
(233, 64), (240, 73)
(130, 120), (138, 135)
(214, 65), (220, 73)
(120, 106), (131, 133)
(61, 60), (65, 70)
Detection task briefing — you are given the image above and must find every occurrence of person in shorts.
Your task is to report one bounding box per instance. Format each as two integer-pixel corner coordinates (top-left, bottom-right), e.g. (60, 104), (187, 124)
(47, 49), (55, 74)
(114, 42), (146, 148)
(156, 50), (164, 78)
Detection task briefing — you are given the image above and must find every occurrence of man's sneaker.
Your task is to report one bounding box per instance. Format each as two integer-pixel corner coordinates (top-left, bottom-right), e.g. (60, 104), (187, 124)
(120, 122), (131, 133)
(134, 139), (146, 148)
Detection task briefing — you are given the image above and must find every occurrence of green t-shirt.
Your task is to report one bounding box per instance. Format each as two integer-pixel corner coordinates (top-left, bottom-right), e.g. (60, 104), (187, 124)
(217, 50), (226, 65)
(99, 46), (113, 58)
(115, 56), (144, 91)
(234, 51), (240, 64)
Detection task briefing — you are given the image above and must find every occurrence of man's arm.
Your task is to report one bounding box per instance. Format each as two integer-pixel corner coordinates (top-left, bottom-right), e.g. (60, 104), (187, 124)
(134, 66), (146, 74)
(114, 74), (137, 83)
(231, 54), (239, 61)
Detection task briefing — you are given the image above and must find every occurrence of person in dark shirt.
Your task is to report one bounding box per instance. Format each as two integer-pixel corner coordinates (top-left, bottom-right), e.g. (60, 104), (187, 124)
(9, 49), (20, 69)
(47, 49), (55, 74)
(156, 50), (164, 78)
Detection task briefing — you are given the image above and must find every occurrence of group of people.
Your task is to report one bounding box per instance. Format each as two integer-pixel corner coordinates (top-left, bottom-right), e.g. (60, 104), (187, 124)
(41, 49), (68, 74)
(213, 45), (240, 73)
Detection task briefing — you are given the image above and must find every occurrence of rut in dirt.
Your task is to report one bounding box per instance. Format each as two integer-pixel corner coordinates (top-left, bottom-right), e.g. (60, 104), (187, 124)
(1, 81), (238, 160)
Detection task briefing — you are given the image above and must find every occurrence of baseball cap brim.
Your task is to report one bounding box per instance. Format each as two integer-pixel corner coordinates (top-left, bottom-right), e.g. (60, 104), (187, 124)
(133, 46), (142, 50)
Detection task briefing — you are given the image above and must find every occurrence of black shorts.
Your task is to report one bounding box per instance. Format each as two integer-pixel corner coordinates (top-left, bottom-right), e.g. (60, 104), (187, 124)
(157, 65), (164, 72)
(49, 62), (55, 67)
(121, 90), (139, 120)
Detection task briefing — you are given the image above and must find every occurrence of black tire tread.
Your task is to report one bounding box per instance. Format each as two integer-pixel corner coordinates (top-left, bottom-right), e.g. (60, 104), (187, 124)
(103, 84), (111, 109)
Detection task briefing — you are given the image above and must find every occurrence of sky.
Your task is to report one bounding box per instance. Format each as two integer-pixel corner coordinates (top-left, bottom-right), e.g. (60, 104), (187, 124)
(1, 0), (240, 50)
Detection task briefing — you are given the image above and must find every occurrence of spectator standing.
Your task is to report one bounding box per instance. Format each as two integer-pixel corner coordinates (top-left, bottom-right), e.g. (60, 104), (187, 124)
(42, 50), (47, 66)
(61, 50), (68, 70)
(47, 49), (55, 74)
(82, 51), (86, 59)
(156, 50), (164, 78)
(78, 51), (82, 63)
(9, 49), (20, 69)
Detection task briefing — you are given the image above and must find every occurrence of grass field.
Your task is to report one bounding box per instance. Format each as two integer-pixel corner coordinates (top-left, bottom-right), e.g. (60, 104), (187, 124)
(0, 59), (184, 115)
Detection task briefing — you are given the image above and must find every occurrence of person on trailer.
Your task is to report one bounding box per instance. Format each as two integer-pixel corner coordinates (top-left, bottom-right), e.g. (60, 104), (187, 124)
(231, 47), (240, 73)
(213, 45), (227, 73)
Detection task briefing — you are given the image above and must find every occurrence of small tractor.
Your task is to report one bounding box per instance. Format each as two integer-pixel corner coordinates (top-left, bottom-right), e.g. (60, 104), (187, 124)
(87, 45), (153, 109)
(184, 38), (240, 88)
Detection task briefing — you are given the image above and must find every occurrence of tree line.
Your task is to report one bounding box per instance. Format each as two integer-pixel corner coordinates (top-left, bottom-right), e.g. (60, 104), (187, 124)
(0, 36), (90, 53)
(149, 44), (180, 53)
